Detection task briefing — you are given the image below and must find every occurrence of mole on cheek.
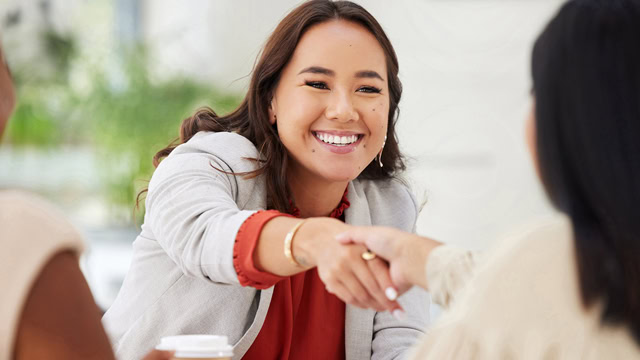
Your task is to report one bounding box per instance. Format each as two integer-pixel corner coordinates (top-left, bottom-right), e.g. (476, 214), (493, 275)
(372, 108), (376, 112)
(312, 149), (315, 153)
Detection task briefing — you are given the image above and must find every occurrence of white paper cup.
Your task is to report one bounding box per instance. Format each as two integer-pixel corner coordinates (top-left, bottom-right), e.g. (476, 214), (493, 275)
(156, 335), (233, 359)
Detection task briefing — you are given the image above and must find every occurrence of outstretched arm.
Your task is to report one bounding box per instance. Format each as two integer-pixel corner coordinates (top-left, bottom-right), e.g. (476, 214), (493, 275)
(256, 216), (401, 312)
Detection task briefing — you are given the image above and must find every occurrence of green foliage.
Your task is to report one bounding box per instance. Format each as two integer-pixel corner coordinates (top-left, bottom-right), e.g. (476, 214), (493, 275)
(88, 52), (241, 218)
(41, 30), (77, 80)
(5, 46), (242, 222)
(7, 90), (61, 146)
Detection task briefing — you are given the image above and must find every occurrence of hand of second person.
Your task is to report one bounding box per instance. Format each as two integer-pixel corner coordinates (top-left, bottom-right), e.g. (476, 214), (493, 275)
(335, 227), (442, 291)
(295, 218), (403, 313)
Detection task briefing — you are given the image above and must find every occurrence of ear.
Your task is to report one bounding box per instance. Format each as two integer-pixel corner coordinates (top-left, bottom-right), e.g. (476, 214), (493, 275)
(268, 97), (277, 125)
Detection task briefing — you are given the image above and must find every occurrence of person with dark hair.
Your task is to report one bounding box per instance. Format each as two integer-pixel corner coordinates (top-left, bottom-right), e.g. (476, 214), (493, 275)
(337, 0), (640, 358)
(102, 1), (429, 359)
(0, 46), (172, 359)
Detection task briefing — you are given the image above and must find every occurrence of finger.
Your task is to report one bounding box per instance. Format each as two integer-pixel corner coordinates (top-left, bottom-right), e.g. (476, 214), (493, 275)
(367, 258), (404, 311)
(335, 228), (366, 245)
(338, 269), (381, 310)
(350, 255), (397, 311)
(326, 280), (369, 309)
(336, 229), (396, 261)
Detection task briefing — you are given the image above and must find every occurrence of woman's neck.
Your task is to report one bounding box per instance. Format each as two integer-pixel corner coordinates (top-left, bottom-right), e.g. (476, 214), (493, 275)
(287, 167), (348, 218)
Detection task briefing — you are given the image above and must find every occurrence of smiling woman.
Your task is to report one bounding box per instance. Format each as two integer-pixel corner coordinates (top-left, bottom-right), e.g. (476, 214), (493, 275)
(102, 1), (429, 360)
(269, 20), (390, 213)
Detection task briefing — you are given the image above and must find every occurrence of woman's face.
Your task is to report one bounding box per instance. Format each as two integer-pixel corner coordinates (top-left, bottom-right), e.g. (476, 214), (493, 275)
(270, 20), (390, 184)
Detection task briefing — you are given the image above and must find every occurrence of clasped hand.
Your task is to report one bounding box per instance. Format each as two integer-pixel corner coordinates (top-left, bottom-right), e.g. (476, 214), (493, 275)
(308, 221), (441, 317)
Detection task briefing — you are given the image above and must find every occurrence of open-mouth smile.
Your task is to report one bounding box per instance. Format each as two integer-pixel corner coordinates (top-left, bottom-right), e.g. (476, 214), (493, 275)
(312, 130), (364, 154)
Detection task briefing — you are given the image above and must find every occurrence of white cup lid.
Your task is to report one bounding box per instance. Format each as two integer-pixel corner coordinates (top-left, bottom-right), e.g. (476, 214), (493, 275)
(156, 335), (233, 358)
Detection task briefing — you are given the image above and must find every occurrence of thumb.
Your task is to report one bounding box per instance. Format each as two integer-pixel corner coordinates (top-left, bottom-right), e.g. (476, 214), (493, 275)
(336, 228), (392, 259)
(335, 227), (368, 245)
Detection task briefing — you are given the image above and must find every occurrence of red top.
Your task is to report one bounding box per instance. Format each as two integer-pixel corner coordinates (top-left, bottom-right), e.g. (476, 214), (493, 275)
(233, 191), (350, 360)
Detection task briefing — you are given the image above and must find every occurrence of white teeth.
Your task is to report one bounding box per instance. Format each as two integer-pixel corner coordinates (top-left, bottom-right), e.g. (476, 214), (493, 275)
(315, 132), (359, 146)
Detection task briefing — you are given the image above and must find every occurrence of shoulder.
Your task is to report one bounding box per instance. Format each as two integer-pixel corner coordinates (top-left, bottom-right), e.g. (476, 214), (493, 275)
(0, 190), (84, 253)
(457, 216), (577, 315)
(478, 215), (575, 294)
(352, 178), (419, 230)
(150, 132), (261, 188)
(170, 131), (260, 171)
(431, 216), (587, 350)
(418, 216), (640, 358)
(0, 190), (84, 358)
(173, 131), (260, 163)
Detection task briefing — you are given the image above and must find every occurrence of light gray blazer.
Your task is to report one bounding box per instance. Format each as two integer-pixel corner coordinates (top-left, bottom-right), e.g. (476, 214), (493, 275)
(102, 131), (430, 360)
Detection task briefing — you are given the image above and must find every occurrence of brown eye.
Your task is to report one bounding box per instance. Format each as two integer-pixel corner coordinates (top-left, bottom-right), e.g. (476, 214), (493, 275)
(357, 86), (381, 94)
(306, 81), (329, 90)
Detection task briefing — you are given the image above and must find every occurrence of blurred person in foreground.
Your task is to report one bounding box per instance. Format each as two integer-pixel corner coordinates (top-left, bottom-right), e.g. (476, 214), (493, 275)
(0, 46), (172, 359)
(338, 0), (640, 358)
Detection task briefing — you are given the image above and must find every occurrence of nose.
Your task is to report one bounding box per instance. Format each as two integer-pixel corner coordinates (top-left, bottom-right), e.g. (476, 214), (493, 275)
(325, 89), (359, 123)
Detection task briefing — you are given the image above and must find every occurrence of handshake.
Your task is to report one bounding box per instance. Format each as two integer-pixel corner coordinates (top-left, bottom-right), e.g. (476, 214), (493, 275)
(275, 217), (442, 318)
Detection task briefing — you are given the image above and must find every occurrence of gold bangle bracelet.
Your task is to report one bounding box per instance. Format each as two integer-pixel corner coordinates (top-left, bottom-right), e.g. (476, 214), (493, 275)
(284, 219), (307, 267)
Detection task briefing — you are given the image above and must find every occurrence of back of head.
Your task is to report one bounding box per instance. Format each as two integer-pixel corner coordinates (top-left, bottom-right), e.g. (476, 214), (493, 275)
(532, 0), (640, 343)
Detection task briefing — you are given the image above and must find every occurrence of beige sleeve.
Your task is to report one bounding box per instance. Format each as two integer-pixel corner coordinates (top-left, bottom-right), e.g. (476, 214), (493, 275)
(425, 245), (478, 308)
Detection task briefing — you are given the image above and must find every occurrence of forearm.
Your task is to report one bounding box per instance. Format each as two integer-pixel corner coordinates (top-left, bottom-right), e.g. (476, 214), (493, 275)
(254, 216), (348, 276)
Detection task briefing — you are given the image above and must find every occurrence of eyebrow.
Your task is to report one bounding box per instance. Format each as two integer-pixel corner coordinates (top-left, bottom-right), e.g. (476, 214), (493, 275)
(298, 66), (335, 76)
(298, 66), (384, 81)
(355, 70), (384, 81)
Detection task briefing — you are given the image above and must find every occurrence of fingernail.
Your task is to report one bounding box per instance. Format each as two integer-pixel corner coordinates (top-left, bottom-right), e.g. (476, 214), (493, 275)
(392, 309), (406, 320)
(385, 287), (398, 301)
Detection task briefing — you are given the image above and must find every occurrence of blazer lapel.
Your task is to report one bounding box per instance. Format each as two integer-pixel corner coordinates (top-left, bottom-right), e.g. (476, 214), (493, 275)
(232, 287), (274, 359)
(344, 181), (376, 360)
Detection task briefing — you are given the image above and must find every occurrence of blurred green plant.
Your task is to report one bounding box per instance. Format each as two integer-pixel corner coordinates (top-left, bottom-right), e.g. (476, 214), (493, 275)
(42, 29), (77, 81)
(6, 44), (241, 223)
(88, 49), (241, 220)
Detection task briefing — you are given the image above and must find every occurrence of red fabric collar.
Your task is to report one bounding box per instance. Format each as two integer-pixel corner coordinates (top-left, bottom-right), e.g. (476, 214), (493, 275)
(289, 187), (350, 219)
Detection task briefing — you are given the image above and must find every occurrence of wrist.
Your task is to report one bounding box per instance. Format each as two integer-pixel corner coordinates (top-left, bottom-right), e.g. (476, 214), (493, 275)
(407, 235), (441, 289)
(293, 217), (345, 268)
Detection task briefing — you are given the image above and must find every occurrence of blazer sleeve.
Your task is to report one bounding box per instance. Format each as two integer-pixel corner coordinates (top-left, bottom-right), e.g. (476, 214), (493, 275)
(372, 287), (431, 360)
(371, 184), (431, 360)
(144, 143), (260, 285)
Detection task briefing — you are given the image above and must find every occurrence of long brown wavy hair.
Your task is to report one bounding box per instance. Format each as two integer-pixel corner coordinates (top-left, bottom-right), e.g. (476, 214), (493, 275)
(149, 0), (405, 212)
